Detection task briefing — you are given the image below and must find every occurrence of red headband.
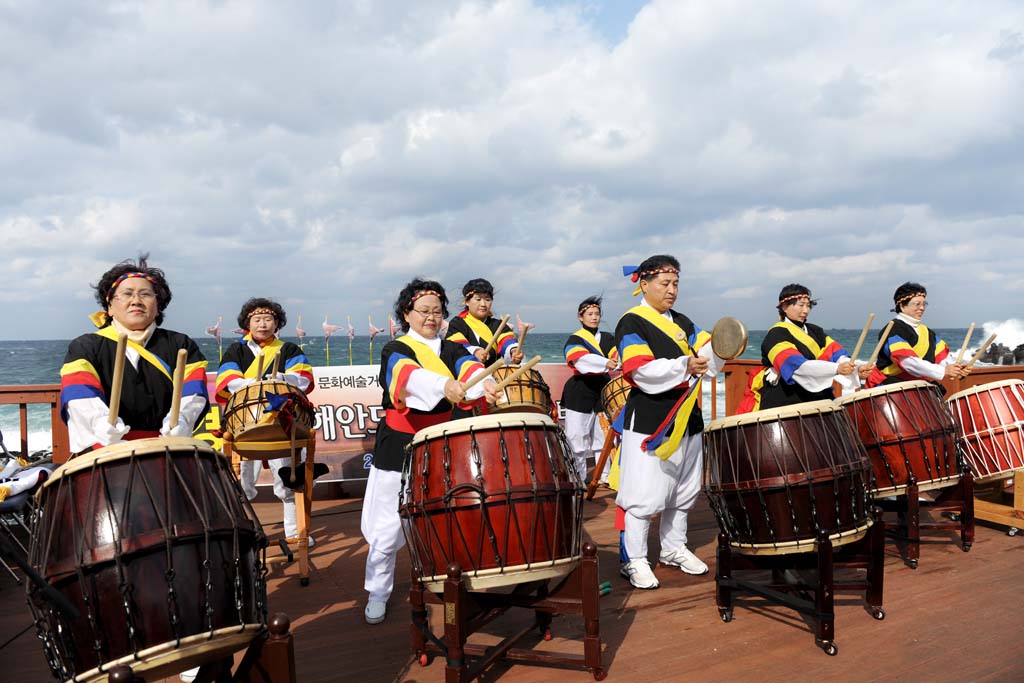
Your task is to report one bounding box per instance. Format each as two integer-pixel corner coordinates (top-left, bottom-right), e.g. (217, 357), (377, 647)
(106, 272), (158, 303)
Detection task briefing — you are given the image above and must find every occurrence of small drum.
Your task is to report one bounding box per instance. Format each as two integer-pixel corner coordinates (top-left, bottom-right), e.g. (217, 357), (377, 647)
(29, 437), (266, 682)
(223, 380), (314, 459)
(600, 376), (631, 423)
(947, 379), (1024, 483)
(401, 413), (582, 592)
(836, 380), (959, 496)
(703, 400), (871, 555)
(488, 366), (553, 415)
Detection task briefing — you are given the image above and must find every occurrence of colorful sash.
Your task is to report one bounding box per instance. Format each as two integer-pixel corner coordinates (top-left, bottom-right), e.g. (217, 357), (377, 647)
(394, 335), (455, 380)
(243, 337), (284, 379)
(462, 314), (494, 346)
(96, 326), (173, 381)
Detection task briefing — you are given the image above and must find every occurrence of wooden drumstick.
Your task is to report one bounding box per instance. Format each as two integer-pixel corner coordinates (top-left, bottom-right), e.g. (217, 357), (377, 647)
(966, 333), (997, 368)
(480, 314), (511, 359)
(168, 349), (188, 428)
(107, 333), (128, 426)
(462, 357), (507, 391)
(866, 320), (895, 367)
(270, 352), (281, 377)
(492, 355), (542, 395)
(517, 325), (530, 353)
(955, 323), (975, 363)
(849, 313), (875, 362)
(256, 352), (265, 379)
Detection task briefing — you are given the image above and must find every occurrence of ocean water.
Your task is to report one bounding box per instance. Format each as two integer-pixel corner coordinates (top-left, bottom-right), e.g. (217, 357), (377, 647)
(0, 325), (1004, 453)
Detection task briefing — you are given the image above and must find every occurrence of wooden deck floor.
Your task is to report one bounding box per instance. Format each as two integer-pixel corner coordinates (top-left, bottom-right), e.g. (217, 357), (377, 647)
(3, 483), (1023, 683)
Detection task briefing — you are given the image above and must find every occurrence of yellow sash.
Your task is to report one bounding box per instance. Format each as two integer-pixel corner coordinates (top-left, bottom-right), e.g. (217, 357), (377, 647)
(776, 320), (822, 357)
(626, 305), (694, 356)
(96, 326), (172, 382)
(463, 314), (495, 346)
(243, 338), (284, 379)
(396, 335), (455, 379)
(573, 328), (613, 358)
(912, 323), (932, 357)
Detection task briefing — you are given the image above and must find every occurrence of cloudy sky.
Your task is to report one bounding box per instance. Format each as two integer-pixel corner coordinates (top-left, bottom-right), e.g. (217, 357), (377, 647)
(2, 0), (1022, 340)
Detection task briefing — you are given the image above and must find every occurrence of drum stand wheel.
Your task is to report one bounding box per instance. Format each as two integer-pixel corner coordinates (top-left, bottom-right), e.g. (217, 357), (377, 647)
(877, 473), (975, 568)
(409, 542), (605, 682)
(714, 509), (887, 656)
(972, 470), (1024, 537)
(104, 613), (298, 683)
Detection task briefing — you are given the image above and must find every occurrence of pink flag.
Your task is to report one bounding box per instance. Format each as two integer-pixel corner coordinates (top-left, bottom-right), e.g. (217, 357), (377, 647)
(205, 317), (222, 343)
(516, 313), (535, 336)
(323, 318), (342, 340)
(440, 318), (449, 335)
(295, 317), (306, 342)
(369, 321), (385, 341)
(231, 327), (246, 336)
(388, 316), (398, 339)
(347, 319), (356, 340)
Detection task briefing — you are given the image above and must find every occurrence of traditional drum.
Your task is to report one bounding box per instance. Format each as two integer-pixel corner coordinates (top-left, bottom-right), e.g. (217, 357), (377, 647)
(947, 379), (1024, 483)
(703, 400), (872, 555)
(600, 376), (631, 423)
(488, 366), (553, 415)
(223, 379), (314, 459)
(836, 380), (959, 495)
(401, 413), (582, 592)
(28, 437), (266, 683)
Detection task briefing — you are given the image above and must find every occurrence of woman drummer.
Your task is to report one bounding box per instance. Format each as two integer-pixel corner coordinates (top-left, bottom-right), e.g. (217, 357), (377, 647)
(362, 278), (498, 625)
(215, 298), (315, 546)
(445, 278), (525, 366)
(865, 282), (969, 387)
(59, 254), (209, 453)
(562, 296), (619, 481)
(738, 284), (872, 413)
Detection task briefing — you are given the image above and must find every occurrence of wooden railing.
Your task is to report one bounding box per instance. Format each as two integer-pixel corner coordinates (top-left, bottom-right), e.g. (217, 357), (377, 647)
(0, 384), (70, 464)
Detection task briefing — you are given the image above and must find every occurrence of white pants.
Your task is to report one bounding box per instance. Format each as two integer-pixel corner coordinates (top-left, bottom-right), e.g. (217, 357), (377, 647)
(361, 466), (406, 603)
(615, 429), (702, 561)
(238, 450), (303, 539)
(563, 408), (608, 480)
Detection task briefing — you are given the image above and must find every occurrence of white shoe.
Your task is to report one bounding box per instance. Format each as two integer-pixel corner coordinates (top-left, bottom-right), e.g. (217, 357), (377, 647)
(660, 546), (708, 575)
(622, 559), (659, 589)
(286, 535), (316, 548)
(180, 666), (200, 682)
(365, 599), (386, 624)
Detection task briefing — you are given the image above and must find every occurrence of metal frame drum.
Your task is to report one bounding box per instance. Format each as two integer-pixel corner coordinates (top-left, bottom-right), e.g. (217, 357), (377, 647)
(947, 379), (1024, 484)
(28, 437), (267, 683)
(400, 413), (582, 592)
(836, 380), (959, 496)
(223, 380), (314, 459)
(703, 400), (872, 555)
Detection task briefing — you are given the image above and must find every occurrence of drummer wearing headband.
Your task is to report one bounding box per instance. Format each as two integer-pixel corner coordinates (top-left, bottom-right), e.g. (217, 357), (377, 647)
(362, 279), (499, 625)
(445, 278), (525, 366)
(215, 298), (315, 546)
(737, 284), (873, 412)
(866, 282), (969, 387)
(613, 255), (726, 590)
(562, 296), (619, 481)
(59, 254), (209, 454)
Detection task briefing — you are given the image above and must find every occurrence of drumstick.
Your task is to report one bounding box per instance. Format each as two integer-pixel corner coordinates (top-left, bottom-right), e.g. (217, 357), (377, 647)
(256, 352), (265, 379)
(462, 358), (506, 391)
(492, 355), (542, 395)
(849, 313), (875, 362)
(966, 333), (998, 368)
(480, 314), (511, 359)
(955, 323), (975, 363)
(168, 349), (188, 428)
(866, 320), (895, 367)
(107, 333), (128, 426)
(517, 324), (530, 353)
(271, 352), (281, 377)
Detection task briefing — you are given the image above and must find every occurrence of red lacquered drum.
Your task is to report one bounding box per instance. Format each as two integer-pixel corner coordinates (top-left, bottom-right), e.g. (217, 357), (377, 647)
(223, 379), (314, 459)
(836, 380), (959, 496)
(29, 437), (266, 683)
(488, 366), (553, 415)
(600, 376), (630, 423)
(401, 414), (582, 592)
(947, 379), (1024, 483)
(703, 400), (872, 555)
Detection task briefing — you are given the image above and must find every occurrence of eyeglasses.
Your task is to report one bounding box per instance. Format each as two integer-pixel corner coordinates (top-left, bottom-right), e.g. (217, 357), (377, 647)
(907, 301), (928, 309)
(112, 290), (156, 303)
(411, 309), (444, 319)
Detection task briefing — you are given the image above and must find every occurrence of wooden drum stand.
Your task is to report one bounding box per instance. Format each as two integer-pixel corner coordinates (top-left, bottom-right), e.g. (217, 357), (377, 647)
(409, 543), (606, 682)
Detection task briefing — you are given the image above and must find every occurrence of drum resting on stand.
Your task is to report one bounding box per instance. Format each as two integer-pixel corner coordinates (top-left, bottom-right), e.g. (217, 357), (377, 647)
(401, 413), (605, 681)
(703, 401), (886, 656)
(28, 437), (274, 682)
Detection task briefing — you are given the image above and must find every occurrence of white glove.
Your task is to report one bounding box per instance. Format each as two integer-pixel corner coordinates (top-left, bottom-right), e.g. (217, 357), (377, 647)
(226, 377), (259, 393)
(93, 416), (130, 446)
(160, 414), (194, 438)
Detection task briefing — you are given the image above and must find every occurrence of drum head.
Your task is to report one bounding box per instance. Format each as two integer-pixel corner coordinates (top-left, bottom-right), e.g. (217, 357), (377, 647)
(46, 437), (218, 487)
(410, 413), (556, 445)
(835, 379), (934, 405)
(711, 316), (748, 360)
(947, 378), (1024, 402)
(704, 399), (840, 433)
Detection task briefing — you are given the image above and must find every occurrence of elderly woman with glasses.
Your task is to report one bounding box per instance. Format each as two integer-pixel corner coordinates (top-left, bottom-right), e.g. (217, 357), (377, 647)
(866, 281), (970, 387)
(738, 283), (872, 413)
(59, 254), (209, 454)
(361, 277), (498, 626)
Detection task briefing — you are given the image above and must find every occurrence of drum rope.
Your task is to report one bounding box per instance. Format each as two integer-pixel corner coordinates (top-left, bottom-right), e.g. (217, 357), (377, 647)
(113, 458), (142, 659)
(70, 461), (106, 670)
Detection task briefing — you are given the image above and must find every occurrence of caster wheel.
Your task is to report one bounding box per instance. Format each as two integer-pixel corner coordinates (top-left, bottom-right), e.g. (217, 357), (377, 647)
(948, 512), (960, 522)
(719, 609), (733, 623)
(821, 641), (838, 656)
(300, 577), (310, 587)
(872, 608), (886, 621)
(592, 667), (608, 681)
(907, 559), (918, 569)
(1008, 527), (1019, 537)
(418, 653), (430, 667)
(542, 629), (553, 642)
(962, 543), (972, 553)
